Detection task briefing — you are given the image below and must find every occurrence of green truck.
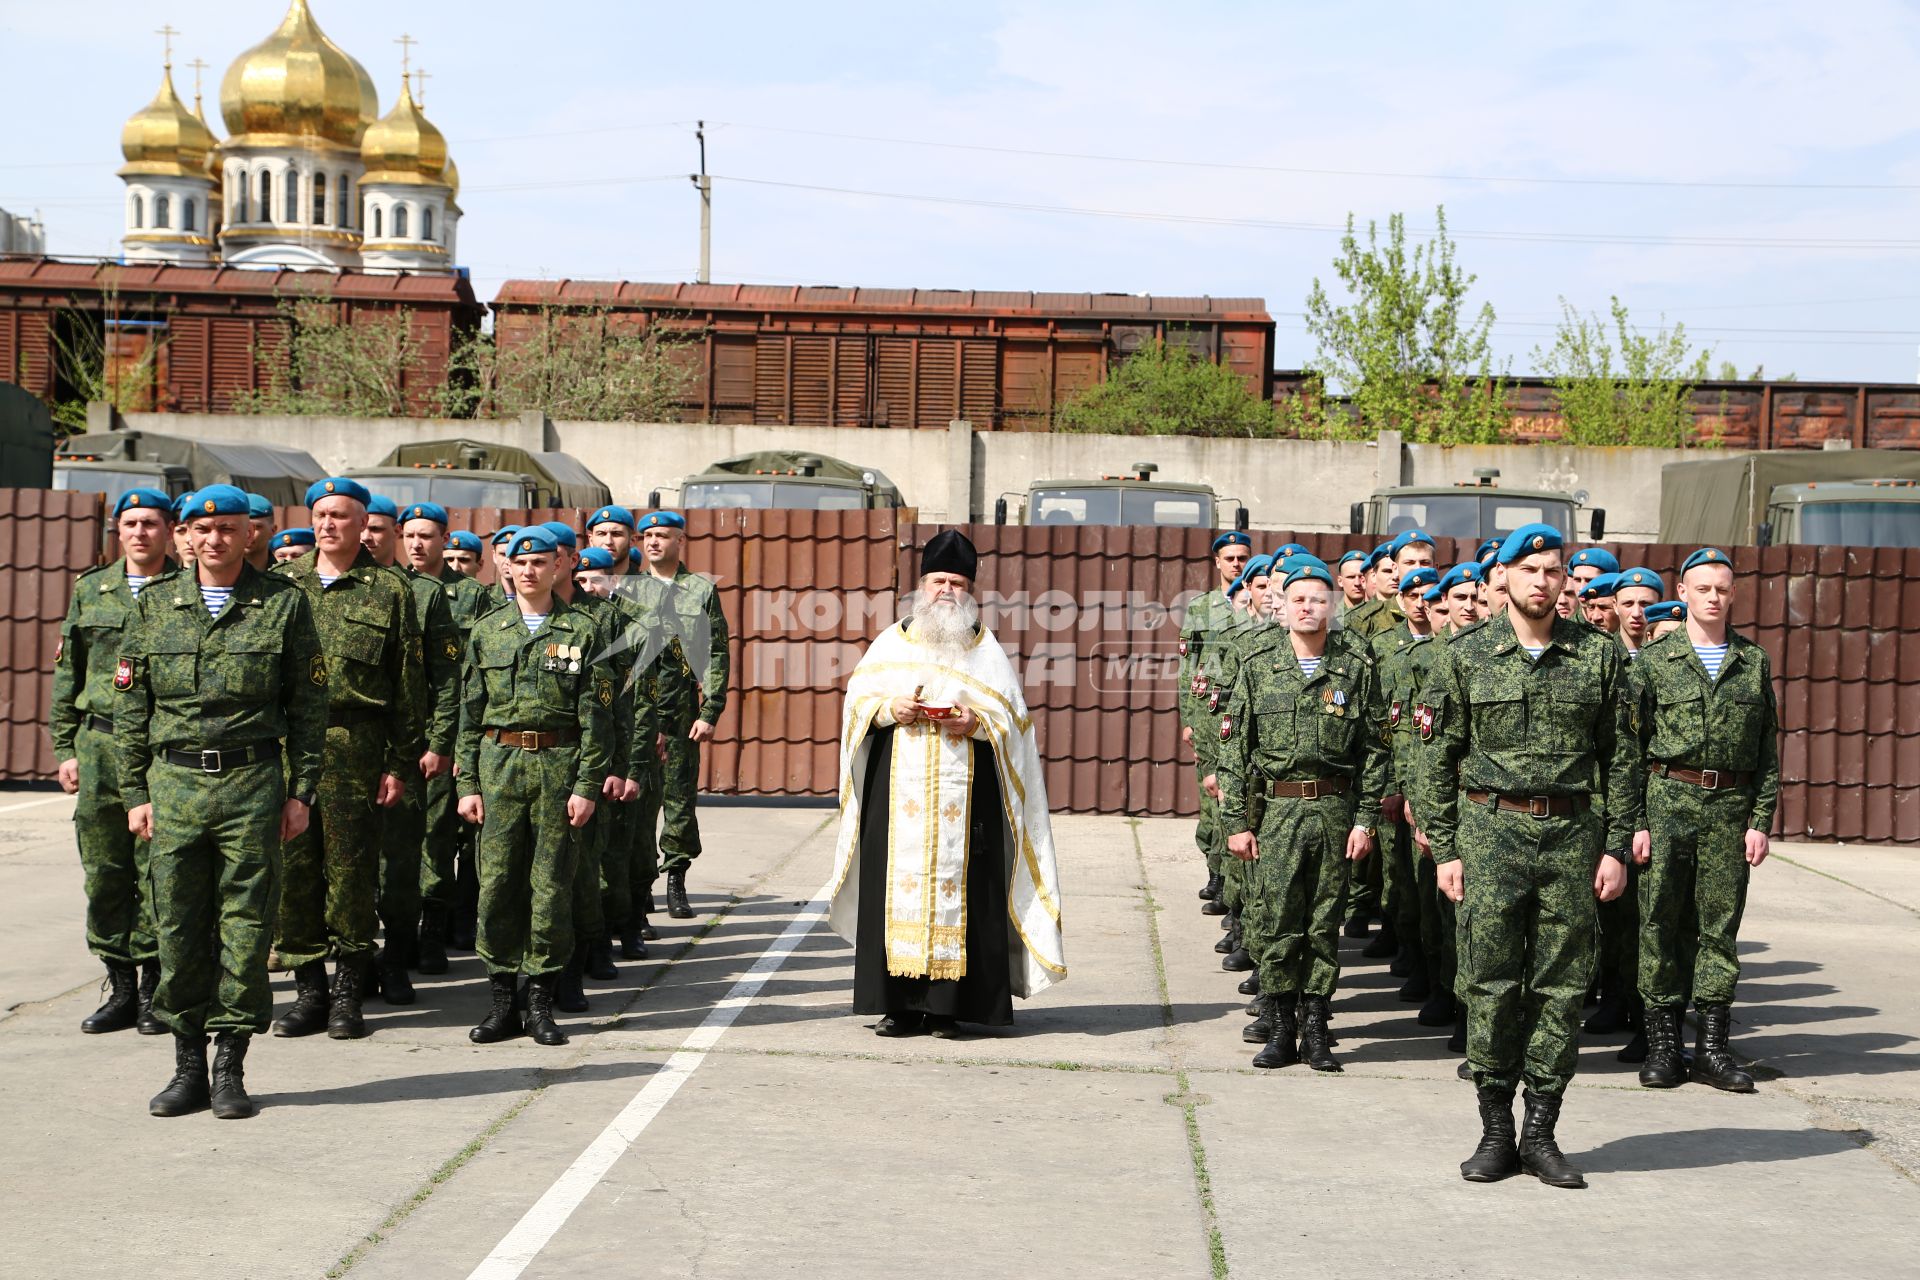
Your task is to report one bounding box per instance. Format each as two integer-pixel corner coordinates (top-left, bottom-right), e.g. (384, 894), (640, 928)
(346, 438), (612, 510)
(1659, 450), (1920, 548)
(53, 428), (323, 506)
(994, 463), (1249, 530)
(657, 451), (905, 511)
(0, 381), (55, 488)
(1349, 470), (1603, 542)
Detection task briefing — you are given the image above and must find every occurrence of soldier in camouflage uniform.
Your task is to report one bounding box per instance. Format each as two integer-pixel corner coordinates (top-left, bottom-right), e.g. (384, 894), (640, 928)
(1181, 531), (1253, 910)
(444, 530), (484, 578)
(1199, 555), (1276, 974)
(269, 478), (425, 1042)
(1623, 547), (1778, 1093)
(51, 488), (175, 1036)
(1219, 561), (1385, 1073)
(119, 485), (326, 1119)
(1420, 524), (1633, 1189)
(1338, 542), (1400, 640)
(1335, 549), (1370, 620)
(1368, 566), (1441, 1012)
(458, 527), (613, 1047)
(619, 510), (730, 920)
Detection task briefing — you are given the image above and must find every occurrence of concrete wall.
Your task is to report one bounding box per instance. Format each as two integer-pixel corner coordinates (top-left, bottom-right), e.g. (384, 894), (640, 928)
(120, 409), (548, 476)
(1401, 442), (1676, 541)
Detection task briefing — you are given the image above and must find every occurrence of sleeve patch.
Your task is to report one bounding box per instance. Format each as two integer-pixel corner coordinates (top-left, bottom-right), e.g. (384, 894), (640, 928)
(1220, 714), (1234, 742)
(113, 657), (133, 690)
(311, 655), (329, 686)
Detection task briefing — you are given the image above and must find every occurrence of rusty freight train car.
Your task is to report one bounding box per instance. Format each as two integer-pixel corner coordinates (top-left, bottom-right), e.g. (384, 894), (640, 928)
(0, 258), (482, 415)
(489, 281), (1276, 429)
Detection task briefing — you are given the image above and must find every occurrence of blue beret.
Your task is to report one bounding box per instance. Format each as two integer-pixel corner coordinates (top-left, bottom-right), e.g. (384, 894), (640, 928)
(1422, 583), (1446, 604)
(172, 492), (195, 519)
(402, 501), (450, 528)
(1390, 528), (1436, 553)
(1271, 542), (1309, 560)
(589, 504), (636, 531)
(113, 487), (174, 519)
(1567, 547), (1620, 574)
(1337, 549), (1368, 567)
(1475, 537), (1501, 563)
(306, 477), (372, 509)
(446, 530), (483, 554)
(576, 547), (615, 571)
(365, 494), (399, 520)
(1366, 542), (1394, 569)
(1616, 567), (1664, 595)
(489, 525), (523, 547)
(1398, 566), (1440, 593)
(1283, 563), (1336, 591)
(246, 493), (274, 519)
(507, 528), (560, 559)
(1211, 531), (1252, 553)
(538, 520), (579, 548)
(628, 546), (642, 565)
(1644, 600), (1688, 624)
(1437, 561), (1486, 594)
(1579, 571), (1619, 602)
(1279, 552), (1329, 579)
(187, 484), (251, 517)
(637, 509), (686, 531)
(1228, 554), (1276, 597)
(1496, 522), (1563, 565)
(1681, 547), (1732, 576)
(273, 527), (315, 550)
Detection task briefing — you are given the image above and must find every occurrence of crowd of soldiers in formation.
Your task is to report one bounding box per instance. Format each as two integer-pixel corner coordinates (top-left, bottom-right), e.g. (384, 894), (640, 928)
(52, 482), (727, 1121)
(1181, 525), (1779, 1188)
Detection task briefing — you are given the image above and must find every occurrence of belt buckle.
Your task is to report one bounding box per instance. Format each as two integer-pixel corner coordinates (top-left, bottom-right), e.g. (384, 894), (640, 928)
(1527, 796), (1550, 819)
(1700, 769), (1720, 789)
(1300, 779), (1321, 801)
(519, 730), (540, 751)
(200, 749), (223, 774)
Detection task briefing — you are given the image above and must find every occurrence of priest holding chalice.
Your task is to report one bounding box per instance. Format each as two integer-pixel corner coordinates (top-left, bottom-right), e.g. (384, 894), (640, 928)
(829, 530), (1067, 1038)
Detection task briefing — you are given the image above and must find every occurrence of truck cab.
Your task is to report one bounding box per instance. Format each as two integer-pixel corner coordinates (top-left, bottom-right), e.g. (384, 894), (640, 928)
(52, 430), (322, 506)
(665, 451), (904, 511)
(1761, 479), (1920, 548)
(1350, 470), (1602, 542)
(995, 463), (1249, 530)
(346, 439), (612, 510)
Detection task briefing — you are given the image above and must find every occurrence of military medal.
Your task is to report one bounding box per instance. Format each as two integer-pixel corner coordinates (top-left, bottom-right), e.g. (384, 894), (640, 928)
(543, 643), (557, 671)
(1220, 715), (1233, 742)
(568, 645), (582, 674)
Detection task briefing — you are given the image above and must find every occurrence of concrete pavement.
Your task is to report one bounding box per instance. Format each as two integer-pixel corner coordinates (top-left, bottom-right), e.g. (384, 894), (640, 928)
(2, 788), (1916, 1279)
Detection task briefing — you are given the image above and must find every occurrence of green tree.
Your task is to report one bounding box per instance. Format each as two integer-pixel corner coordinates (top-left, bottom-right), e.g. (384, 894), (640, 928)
(1281, 208), (1510, 444)
(48, 312), (167, 437)
(231, 295), (423, 417)
(1534, 297), (1712, 447)
(440, 306), (701, 422)
(1054, 336), (1276, 437)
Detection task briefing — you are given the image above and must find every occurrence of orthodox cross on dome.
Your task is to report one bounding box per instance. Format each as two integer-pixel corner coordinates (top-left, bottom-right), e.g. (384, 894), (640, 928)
(187, 56), (209, 110)
(155, 23), (179, 70)
(413, 67), (432, 107)
(394, 32), (417, 78)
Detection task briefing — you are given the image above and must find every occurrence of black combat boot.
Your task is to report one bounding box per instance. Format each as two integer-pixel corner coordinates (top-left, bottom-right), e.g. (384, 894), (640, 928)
(416, 905), (450, 975)
(210, 1032), (255, 1119)
(1299, 995), (1342, 1072)
(272, 961), (331, 1037)
(1201, 895), (1229, 917)
(469, 973), (522, 1044)
(586, 937), (619, 981)
(1343, 911), (1373, 939)
(643, 890), (661, 939)
(136, 960), (165, 1034)
(1692, 1004), (1756, 1093)
(379, 929), (416, 1006)
(1237, 972), (1260, 997)
(327, 958), (368, 1040)
(1221, 941), (1253, 973)
(1213, 916), (1237, 954)
(1198, 871), (1223, 901)
(1637, 1005), (1688, 1088)
(81, 961), (139, 1034)
(1518, 1090), (1586, 1188)
(1396, 949), (1432, 1002)
(149, 1033), (211, 1117)
(555, 948), (590, 1014)
(1252, 995), (1299, 1069)
(1245, 998), (1264, 1017)
(525, 975), (569, 1046)
(1459, 1085), (1520, 1182)
(1418, 987), (1458, 1028)
(1362, 918), (1399, 960)
(1243, 995), (1276, 1044)
(1583, 983), (1632, 1035)
(619, 926), (649, 960)
(1617, 1028), (1649, 1064)
(1448, 1010), (1467, 1054)
(666, 869), (693, 919)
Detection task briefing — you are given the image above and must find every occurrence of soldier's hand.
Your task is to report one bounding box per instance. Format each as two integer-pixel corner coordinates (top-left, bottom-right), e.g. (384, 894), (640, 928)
(601, 774), (624, 801)
(1632, 830), (1652, 865)
(1345, 826), (1373, 862)
(689, 719), (714, 743)
(1594, 855), (1628, 903)
(890, 697), (921, 726)
(127, 803), (154, 841)
(377, 773), (406, 808)
(1744, 828), (1771, 867)
(1436, 859), (1465, 903)
(621, 776), (641, 802)
(567, 794), (596, 828)
(419, 751), (448, 780)
(1202, 773), (1222, 800)
(655, 734), (669, 763)
(1227, 831), (1258, 862)
(458, 795), (484, 825)
(1411, 822), (1432, 858)
(280, 798), (310, 842)
(1181, 725), (1194, 747)
(57, 759), (79, 794)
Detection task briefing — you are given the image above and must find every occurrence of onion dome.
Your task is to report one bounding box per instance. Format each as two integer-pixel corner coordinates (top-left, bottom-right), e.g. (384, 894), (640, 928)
(441, 155), (460, 199)
(360, 76), (449, 186)
(219, 0), (377, 147)
(118, 66), (217, 179)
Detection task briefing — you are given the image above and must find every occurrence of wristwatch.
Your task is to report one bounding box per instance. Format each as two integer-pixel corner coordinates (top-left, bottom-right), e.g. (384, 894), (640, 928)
(294, 793), (316, 809)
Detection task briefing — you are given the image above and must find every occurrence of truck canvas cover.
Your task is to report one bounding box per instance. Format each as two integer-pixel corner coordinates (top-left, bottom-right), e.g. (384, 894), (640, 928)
(56, 429), (323, 505)
(1660, 450), (1920, 545)
(376, 438), (611, 508)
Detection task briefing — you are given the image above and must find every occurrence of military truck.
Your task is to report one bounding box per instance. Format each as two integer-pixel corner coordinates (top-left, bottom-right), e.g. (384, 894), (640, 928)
(656, 451), (904, 511)
(1659, 450), (1920, 547)
(0, 381), (55, 489)
(53, 429), (323, 506)
(346, 438), (612, 510)
(1349, 469), (1602, 542)
(994, 463), (1249, 530)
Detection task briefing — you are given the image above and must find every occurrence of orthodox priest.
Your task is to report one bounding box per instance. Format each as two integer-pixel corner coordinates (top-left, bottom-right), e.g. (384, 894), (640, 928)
(829, 530), (1066, 1038)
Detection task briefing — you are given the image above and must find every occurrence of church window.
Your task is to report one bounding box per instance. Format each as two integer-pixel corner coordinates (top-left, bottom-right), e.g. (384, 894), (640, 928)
(338, 175), (351, 228)
(314, 171), (329, 225)
(183, 199), (196, 233)
(394, 204), (410, 238)
(258, 170), (271, 220)
(285, 173), (299, 223)
(422, 207), (434, 241)
(155, 194), (170, 229)
(232, 184), (244, 223)
(131, 194), (144, 229)
(370, 204), (382, 238)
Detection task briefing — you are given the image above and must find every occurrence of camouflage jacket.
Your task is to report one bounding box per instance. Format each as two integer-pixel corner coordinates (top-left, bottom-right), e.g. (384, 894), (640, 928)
(1192, 610), (1276, 770)
(1416, 612), (1635, 864)
(618, 564), (730, 726)
(456, 594), (614, 800)
(115, 563), (327, 808)
(402, 566), (463, 757)
(49, 557), (174, 761)
(438, 566), (494, 633)
(1620, 627), (1781, 832)
(1178, 587), (1232, 738)
(1342, 594), (1404, 640)
(1368, 623), (1438, 800)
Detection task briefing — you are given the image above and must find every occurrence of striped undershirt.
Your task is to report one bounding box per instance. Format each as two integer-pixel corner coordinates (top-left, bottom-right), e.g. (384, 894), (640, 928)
(125, 573), (150, 599)
(521, 612), (548, 634)
(317, 574), (339, 588)
(1695, 642), (1730, 680)
(1520, 642), (1547, 659)
(1297, 655), (1321, 678)
(199, 584), (233, 618)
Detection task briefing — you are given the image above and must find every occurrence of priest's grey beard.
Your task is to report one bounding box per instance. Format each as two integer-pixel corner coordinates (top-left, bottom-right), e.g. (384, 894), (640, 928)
(915, 591), (979, 661)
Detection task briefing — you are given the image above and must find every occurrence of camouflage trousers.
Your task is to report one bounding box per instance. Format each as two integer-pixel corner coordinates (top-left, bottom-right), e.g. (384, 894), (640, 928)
(276, 726), (383, 967)
(1596, 862), (1643, 1003)
(598, 794), (636, 932)
(1639, 776), (1752, 1008)
(1416, 853), (1458, 997)
(1244, 794), (1353, 998)
(1457, 799), (1600, 1098)
(1194, 759), (1223, 877)
(74, 724), (156, 965)
(1220, 791), (1261, 917)
(145, 755), (283, 1037)
(1377, 813), (1422, 946)
(474, 739), (579, 977)
(573, 797), (609, 948)
(1345, 827), (1383, 919)
(378, 786), (425, 944)
(637, 724), (703, 876)
(419, 769), (462, 912)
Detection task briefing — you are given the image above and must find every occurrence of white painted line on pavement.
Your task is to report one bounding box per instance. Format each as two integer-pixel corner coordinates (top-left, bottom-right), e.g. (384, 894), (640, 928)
(467, 875), (836, 1280)
(0, 795), (69, 815)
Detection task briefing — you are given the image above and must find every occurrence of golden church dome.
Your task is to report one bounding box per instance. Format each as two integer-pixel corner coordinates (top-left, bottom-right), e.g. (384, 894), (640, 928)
(441, 155), (460, 199)
(118, 66), (218, 179)
(219, 0), (376, 149)
(360, 77), (449, 185)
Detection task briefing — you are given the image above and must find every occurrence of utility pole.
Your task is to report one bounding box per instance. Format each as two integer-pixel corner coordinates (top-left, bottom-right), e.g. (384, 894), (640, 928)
(690, 121), (710, 284)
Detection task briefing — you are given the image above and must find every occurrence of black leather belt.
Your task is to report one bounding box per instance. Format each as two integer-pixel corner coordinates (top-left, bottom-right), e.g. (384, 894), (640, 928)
(85, 714), (113, 734)
(328, 706), (385, 728)
(162, 742), (281, 774)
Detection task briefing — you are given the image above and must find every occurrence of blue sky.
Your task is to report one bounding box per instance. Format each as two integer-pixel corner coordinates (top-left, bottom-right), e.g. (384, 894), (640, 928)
(7, 0), (1920, 381)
